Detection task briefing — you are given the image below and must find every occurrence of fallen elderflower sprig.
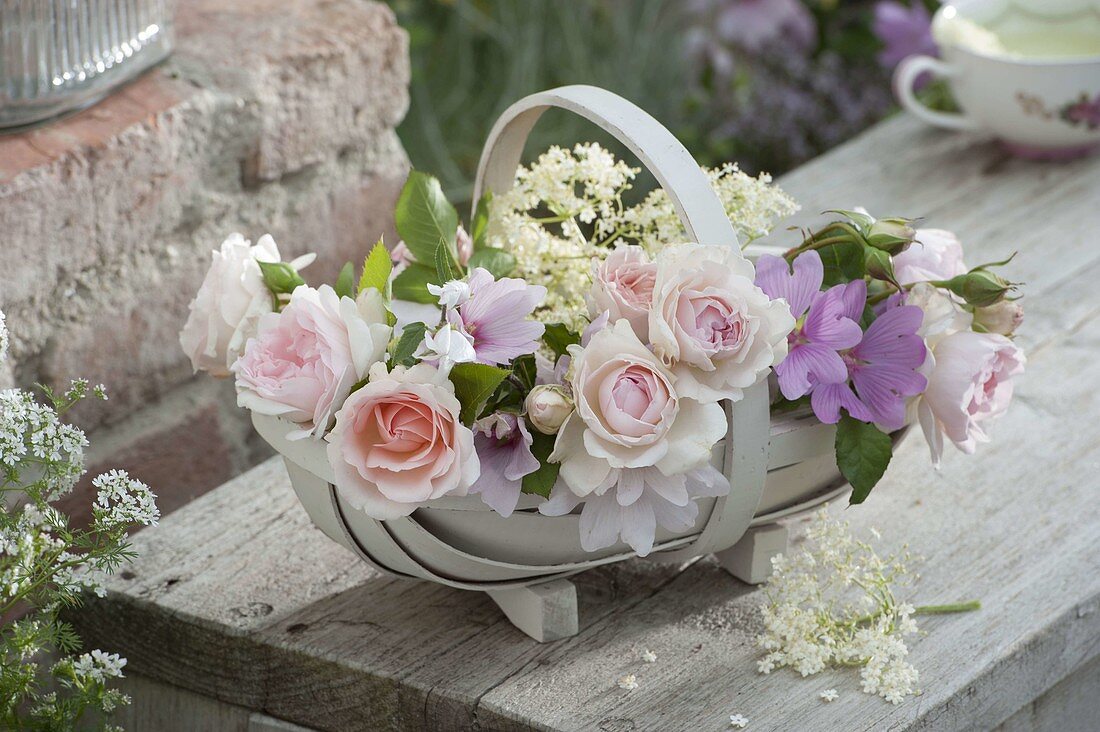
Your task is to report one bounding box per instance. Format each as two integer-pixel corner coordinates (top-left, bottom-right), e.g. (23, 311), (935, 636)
(756, 509), (979, 704)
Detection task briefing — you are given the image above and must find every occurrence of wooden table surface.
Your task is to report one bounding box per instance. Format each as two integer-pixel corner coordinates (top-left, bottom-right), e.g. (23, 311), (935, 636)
(74, 115), (1100, 732)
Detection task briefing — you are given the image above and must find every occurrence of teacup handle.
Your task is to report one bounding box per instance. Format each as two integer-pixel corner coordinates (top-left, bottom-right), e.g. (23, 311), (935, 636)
(894, 55), (979, 131)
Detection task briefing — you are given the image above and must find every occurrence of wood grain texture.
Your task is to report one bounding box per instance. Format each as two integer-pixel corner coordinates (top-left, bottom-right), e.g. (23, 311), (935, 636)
(69, 115), (1100, 731)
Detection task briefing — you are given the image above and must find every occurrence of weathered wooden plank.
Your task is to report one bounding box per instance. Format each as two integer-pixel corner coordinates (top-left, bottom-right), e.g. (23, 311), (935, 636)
(68, 115), (1100, 731)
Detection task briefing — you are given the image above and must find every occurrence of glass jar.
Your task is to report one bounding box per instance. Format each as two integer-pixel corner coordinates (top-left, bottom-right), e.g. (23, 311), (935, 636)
(0, 0), (174, 130)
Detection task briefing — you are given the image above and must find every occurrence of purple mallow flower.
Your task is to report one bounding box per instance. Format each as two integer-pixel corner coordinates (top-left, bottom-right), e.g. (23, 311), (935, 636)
(873, 1), (936, 69)
(469, 413), (539, 517)
(812, 302), (928, 430)
(447, 267), (547, 366)
(755, 252), (864, 401)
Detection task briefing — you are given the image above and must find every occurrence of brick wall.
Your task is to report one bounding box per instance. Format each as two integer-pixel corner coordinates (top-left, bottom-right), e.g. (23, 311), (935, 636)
(0, 0), (411, 522)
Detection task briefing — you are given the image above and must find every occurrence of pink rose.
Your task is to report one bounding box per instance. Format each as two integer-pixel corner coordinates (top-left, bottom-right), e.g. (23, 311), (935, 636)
(327, 362), (480, 519)
(179, 233), (314, 377)
(649, 244), (794, 403)
(586, 245), (658, 340)
(893, 229), (968, 285)
(233, 285), (391, 438)
(917, 330), (1025, 464)
(550, 320), (726, 496)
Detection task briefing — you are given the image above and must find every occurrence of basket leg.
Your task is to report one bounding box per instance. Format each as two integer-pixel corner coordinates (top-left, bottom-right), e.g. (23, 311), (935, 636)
(487, 579), (579, 643)
(715, 523), (788, 585)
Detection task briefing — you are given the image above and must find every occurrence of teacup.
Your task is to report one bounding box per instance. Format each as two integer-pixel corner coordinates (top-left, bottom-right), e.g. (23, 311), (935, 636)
(895, 0), (1100, 159)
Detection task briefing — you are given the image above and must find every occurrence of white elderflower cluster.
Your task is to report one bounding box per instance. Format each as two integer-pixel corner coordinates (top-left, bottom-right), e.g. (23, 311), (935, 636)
(92, 469), (160, 532)
(757, 509), (920, 704)
(0, 388), (88, 499)
(623, 163), (799, 249)
(487, 145), (798, 331)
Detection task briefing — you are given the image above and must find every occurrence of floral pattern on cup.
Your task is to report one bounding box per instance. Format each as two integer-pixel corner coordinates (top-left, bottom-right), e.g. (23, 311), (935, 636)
(1017, 91), (1100, 130)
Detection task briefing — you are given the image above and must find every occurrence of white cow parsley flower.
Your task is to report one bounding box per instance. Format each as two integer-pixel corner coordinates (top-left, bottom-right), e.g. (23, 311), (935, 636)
(616, 673), (639, 690)
(70, 650), (127, 683)
(0, 308), (8, 363)
(0, 388), (88, 498)
(91, 470), (160, 531)
(729, 713), (749, 728)
(820, 689), (839, 702)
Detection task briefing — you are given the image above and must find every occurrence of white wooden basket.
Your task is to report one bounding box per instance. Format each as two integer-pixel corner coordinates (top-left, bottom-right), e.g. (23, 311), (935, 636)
(253, 85), (902, 642)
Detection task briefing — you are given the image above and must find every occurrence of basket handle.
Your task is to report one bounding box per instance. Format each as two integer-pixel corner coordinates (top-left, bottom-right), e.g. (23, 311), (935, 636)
(472, 85), (767, 560)
(472, 84), (743, 254)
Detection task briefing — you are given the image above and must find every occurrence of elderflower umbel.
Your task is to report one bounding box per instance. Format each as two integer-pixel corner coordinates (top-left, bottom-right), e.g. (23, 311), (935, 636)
(486, 144), (798, 331)
(756, 509), (920, 704)
(91, 470), (160, 532)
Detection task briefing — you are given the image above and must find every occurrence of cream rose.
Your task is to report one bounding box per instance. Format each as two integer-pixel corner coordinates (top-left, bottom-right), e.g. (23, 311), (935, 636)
(232, 285), (391, 438)
(586, 245), (658, 340)
(550, 320), (727, 496)
(525, 384), (574, 435)
(179, 233), (314, 377)
(327, 362), (480, 519)
(916, 330), (1025, 464)
(648, 244), (794, 403)
(893, 229), (968, 285)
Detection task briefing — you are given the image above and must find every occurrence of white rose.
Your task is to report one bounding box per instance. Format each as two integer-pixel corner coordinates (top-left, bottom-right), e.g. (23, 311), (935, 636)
(648, 244), (794, 403)
(916, 330), (1025, 465)
(525, 385), (574, 435)
(179, 233), (314, 377)
(974, 300), (1024, 336)
(550, 320), (726, 496)
(893, 229), (968, 285)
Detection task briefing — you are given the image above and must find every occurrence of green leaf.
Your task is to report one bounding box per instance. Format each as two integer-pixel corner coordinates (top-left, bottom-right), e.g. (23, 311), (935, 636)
(471, 191), (493, 250)
(818, 240), (866, 287)
(543, 323), (581, 360)
(522, 430), (560, 498)
(359, 239), (392, 298)
(449, 362), (510, 425)
(467, 248), (517, 279)
(388, 322), (427, 368)
(335, 262), (356, 299)
(391, 263), (439, 304)
(395, 171), (459, 264)
(434, 238), (463, 283)
(512, 354), (537, 391)
(257, 260), (306, 295)
(835, 414), (894, 505)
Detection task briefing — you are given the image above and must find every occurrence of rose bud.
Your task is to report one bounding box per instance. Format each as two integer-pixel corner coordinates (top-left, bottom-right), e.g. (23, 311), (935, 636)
(936, 270), (1016, 307)
(866, 218), (916, 254)
(525, 384), (574, 435)
(974, 299), (1024, 336)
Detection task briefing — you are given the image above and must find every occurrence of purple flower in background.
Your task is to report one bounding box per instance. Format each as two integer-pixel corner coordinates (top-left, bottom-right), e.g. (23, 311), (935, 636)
(755, 251), (864, 400)
(448, 268), (546, 366)
(711, 0), (817, 53)
(873, 1), (935, 69)
(812, 301), (928, 430)
(469, 413), (539, 517)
